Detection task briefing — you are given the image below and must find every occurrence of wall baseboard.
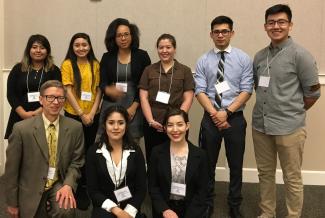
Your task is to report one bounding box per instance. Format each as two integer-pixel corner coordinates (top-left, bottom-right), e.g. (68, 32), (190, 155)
(215, 167), (325, 185)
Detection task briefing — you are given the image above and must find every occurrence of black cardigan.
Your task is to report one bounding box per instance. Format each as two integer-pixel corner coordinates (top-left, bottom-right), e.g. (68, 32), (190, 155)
(99, 49), (151, 102)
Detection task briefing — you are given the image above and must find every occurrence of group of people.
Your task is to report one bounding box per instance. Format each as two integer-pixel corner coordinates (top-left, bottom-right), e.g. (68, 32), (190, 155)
(3, 4), (321, 218)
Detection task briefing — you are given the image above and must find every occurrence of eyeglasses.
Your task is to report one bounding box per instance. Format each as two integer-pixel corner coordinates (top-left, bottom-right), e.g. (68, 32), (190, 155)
(212, 29), (231, 36)
(44, 95), (66, 103)
(266, 19), (289, 27)
(116, 32), (131, 39)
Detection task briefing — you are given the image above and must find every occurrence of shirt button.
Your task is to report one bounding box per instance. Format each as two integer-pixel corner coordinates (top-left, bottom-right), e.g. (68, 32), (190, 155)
(264, 114), (267, 116)
(264, 90), (267, 92)
(264, 102), (266, 104)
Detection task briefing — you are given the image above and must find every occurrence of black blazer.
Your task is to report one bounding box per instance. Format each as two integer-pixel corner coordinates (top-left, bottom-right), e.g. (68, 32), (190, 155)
(148, 141), (210, 218)
(86, 144), (147, 210)
(99, 49), (151, 102)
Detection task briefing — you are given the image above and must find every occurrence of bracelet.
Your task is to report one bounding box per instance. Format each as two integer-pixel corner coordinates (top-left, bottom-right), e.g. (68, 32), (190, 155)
(77, 108), (84, 116)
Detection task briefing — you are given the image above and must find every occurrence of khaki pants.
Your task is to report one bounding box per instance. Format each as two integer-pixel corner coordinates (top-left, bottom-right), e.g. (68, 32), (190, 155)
(252, 128), (306, 218)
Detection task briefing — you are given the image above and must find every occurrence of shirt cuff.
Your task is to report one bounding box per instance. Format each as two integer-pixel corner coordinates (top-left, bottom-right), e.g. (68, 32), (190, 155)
(124, 204), (138, 218)
(101, 199), (118, 212)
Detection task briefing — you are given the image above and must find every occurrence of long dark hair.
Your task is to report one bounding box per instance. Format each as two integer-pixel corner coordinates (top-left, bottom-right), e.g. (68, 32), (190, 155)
(21, 34), (54, 72)
(64, 33), (97, 98)
(97, 105), (137, 151)
(104, 18), (140, 52)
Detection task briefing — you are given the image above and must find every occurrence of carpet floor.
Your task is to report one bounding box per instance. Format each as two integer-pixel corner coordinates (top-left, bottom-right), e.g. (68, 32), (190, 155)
(1, 177), (324, 217)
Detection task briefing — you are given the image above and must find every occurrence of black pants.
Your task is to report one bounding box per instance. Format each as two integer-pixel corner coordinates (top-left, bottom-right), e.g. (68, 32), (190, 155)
(199, 111), (246, 208)
(64, 111), (100, 185)
(143, 121), (169, 163)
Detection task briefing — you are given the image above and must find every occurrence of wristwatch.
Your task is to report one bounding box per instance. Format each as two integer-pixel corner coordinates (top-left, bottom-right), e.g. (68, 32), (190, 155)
(225, 108), (233, 117)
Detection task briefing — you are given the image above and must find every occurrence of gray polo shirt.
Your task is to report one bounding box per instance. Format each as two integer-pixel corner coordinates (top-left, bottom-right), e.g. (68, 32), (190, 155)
(252, 37), (320, 135)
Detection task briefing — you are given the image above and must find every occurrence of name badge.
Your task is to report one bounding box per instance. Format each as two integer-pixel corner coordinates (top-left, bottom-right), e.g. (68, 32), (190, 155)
(258, 76), (270, 87)
(27, 92), (40, 102)
(81, 91), (92, 101)
(156, 91), (170, 104)
(47, 167), (56, 180)
(116, 82), (128, 93)
(214, 81), (230, 94)
(170, 182), (186, 197)
(114, 186), (132, 202)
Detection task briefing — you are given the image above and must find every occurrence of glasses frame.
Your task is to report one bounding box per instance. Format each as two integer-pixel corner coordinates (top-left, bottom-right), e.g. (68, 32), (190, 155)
(116, 32), (131, 39)
(43, 95), (66, 103)
(212, 29), (232, 36)
(265, 19), (290, 27)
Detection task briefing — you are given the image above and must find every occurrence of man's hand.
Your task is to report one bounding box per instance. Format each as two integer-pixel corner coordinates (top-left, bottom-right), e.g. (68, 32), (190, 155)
(7, 206), (19, 218)
(215, 110), (227, 123)
(56, 185), (76, 209)
(210, 110), (228, 125)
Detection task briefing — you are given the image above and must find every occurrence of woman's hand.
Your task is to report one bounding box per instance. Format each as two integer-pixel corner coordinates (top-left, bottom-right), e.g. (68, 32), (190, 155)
(105, 85), (125, 101)
(21, 111), (35, 119)
(111, 207), (132, 218)
(127, 102), (139, 121)
(80, 113), (93, 126)
(163, 209), (179, 218)
(149, 120), (164, 132)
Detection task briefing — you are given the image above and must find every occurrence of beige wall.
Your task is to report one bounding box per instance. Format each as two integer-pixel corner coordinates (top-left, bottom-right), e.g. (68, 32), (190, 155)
(1, 0), (325, 178)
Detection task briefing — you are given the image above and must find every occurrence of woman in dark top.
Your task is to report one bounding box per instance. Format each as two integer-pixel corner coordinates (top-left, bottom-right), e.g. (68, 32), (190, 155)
(99, 18), (151, 141)
(5, 34), (61, 139)
(148, 108), (210, 218)
(86, 105), (147, 218)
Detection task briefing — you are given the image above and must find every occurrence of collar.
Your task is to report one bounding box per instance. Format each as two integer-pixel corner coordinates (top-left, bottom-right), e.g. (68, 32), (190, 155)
(268, 36), (293, 51)
(42, 113), (59, 129)
(96, 143), (135, 154)
(214, 45), (232, 54)
(153, 59), (180, 72)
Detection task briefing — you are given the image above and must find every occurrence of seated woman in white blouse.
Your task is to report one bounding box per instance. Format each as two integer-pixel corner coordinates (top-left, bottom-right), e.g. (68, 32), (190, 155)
(148, 108), (210, 218)
(86, 105), (147, 218)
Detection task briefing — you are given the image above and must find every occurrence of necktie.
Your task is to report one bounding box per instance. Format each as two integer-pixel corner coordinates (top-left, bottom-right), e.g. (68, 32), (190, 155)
(45, 124), (58, 190)
(215, 51), (225, 107)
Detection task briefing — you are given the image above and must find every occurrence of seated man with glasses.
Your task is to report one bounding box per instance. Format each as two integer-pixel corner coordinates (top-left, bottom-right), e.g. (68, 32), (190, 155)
(194, 15), (253, 218)
(4, 80), (85, 218)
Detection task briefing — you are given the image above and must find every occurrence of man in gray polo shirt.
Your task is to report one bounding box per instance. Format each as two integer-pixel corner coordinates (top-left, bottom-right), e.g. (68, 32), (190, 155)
(253, 4), (320, 218)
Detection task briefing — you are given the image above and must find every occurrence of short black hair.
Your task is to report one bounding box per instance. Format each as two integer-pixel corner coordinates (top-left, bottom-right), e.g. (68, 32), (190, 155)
(156, 33), (176, 48)
(104, 18), (140, 52)
(211, 16), (233, 30)
(265, 4), (292, 22)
